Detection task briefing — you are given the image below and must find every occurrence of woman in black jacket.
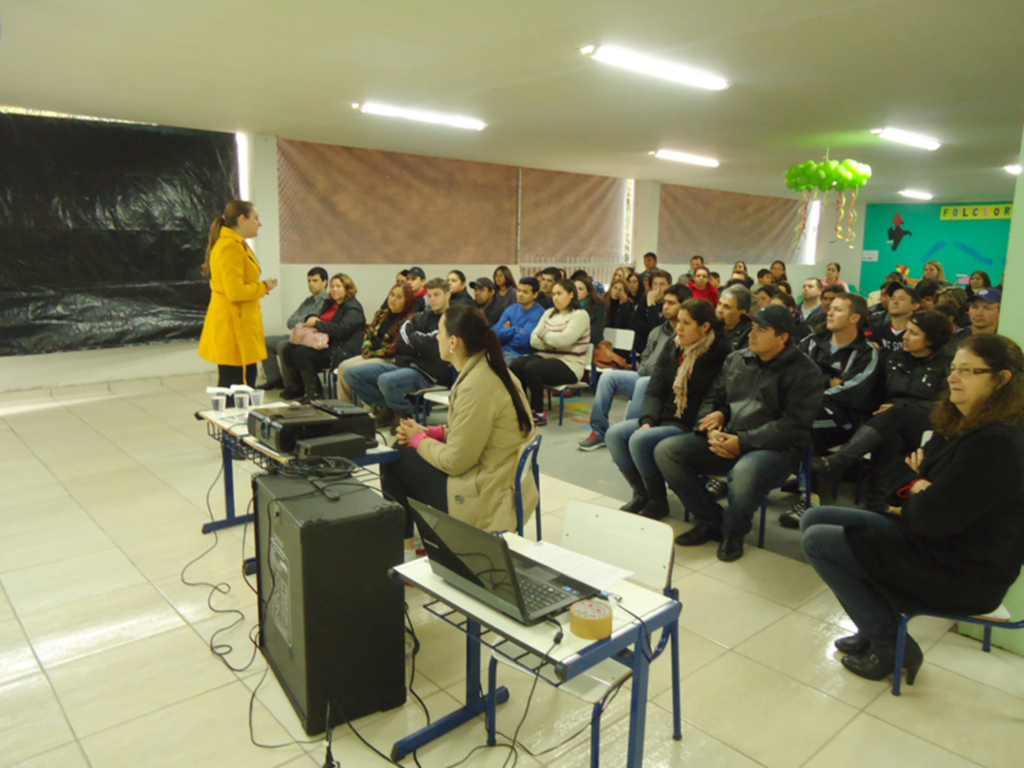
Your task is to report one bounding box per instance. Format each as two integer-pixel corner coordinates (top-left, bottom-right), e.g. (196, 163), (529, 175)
(814, 310), (953, 508)
(801, 333), (1024, 685)
(606, 299), (732, 519)
(281, 273), (366, 402)
(604, 278), (636, 332)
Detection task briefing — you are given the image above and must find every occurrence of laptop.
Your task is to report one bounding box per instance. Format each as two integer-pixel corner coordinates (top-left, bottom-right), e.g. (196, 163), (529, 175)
(409, 500), (599, 626)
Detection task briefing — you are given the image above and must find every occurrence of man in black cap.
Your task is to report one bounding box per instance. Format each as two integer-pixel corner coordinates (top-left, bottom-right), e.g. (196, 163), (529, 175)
(470, 277), (503, 325)
(407, 267), (428, 312)
(654, 305), (823, 562)
(869, 283), (920, 353)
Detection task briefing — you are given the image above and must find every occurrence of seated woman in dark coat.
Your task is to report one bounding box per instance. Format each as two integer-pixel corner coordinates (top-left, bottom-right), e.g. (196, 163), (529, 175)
(281, 273), (366, 402)
(801, 333), (1024, 686)
(606, 298), (732, 520)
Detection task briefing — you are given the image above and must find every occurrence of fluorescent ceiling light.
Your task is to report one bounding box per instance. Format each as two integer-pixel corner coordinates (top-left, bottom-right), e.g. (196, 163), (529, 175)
(899, 189), (933, 200)
(582, 45), (729, 91)
(652, 149), (719, 167)
(1005, 164), (1023, 175)
(353, 102), (486, 131)
(872, 127), (941, 151)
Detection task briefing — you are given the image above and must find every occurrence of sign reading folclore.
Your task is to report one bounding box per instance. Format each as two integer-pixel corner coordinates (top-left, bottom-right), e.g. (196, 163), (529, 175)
(940, 204), (1013, 221)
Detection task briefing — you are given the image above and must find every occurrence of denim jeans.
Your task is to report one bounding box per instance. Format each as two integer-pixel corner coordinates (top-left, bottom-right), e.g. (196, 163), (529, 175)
(800, 506), (903, 646)
(589, 371), (648, 439)
(654, 432), (796, 538)
(261, 334), (289, 384)
(606, 419), (686, 476)
(344, 362), (428, 415)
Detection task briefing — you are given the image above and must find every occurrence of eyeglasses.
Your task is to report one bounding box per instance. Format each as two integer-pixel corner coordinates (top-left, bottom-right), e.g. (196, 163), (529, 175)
(948, 366), (993, 377)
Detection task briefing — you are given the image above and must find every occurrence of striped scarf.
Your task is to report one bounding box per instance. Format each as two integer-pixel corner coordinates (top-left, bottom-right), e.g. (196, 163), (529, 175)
(673, 330), (716, 418)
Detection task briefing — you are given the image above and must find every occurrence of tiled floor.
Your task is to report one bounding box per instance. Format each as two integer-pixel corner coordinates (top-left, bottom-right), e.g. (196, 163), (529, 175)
(0, 375), (1021, 768)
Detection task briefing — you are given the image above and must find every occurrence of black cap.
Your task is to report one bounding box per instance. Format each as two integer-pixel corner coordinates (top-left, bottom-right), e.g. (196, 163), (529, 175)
(886, 282), (921, 302)
(469, 277), (495, 291)
(750, 305), (796, 337)
(408, 267), (426, 279)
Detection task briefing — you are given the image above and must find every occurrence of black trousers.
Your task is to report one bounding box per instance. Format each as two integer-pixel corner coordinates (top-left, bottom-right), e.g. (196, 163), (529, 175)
(866, 400), (935, 483)
(217, 364), (256, 388)
(509, 355), (578, 412)
(380, 445), (449, 537)
(281, 342), (332, 395)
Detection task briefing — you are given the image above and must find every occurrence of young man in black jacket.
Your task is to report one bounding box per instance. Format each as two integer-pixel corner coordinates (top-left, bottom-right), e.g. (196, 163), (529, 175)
(654, 305), (824, 561)
(344, 278), (452, 428)
(632, 269), (672, 352)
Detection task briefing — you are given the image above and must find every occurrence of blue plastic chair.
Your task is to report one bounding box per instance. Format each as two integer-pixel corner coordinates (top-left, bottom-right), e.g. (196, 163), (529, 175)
(514, 433), (542, 540)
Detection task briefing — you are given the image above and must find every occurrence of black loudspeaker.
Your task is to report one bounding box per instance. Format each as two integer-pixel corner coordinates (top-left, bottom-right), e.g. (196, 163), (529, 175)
(253, 472), (407, 735)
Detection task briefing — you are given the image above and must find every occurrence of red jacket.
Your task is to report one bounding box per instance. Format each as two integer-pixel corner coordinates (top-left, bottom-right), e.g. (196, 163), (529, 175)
(688, 283), (719, 306)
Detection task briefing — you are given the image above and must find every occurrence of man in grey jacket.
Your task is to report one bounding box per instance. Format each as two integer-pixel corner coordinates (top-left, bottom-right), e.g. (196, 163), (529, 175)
(654, 306), (824, 562)
(258, 267), (328, 390)
(578, 284), (691, 451)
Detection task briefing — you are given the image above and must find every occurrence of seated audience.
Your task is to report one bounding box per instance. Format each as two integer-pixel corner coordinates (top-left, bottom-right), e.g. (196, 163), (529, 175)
(395, 269), (410, 285)
(492, 265), (517, 314)
(966, 270), (992, 299)
(470, 276), (504, 325)
(757, 268), (774, 287)
(709, 271), (721, 289)
(814, 309), (953, 511)
(801, 334), (1024, 686)
(688, 266), (719, 305)
(823, 262), (849, 292)
(574, 276), (607, 343)
(494, 277), (545, 365)
(867, 271), (907, 307)
(510, 279), (591, 426)
(949, 287), (1001, 350)
(633, 269), (673, 352)
(636, 251), (659, 292)
(578, 285), (689, 451)
(775, 281), (793, 296)
(732, 260), (752, 284)
(936, 287), (971, 329)
(280, 273), (366, 402)
(915, 279), (940, 309)
(536, 267), (560, 309)
(770, 292), (813, 341)
(755, 283), (781, 309)
(571, 268), (604, 297)
(609, 299), (731, 519)
(407, 267), (428, 312)
(656, 305), (823, 561)
(685, 254), (705, 281)
(770, 260), (788, 283)
(447, 270), (475, 306)
(259, 266), (328, 390)
(383, 305), (537, 554)
(800, 278), (823, 321)
(918, 259), (950, 287)
(336, 282), (415, 403)
(344, 278), (452, 429)
(870, 283), (921, 352)
(605, 278), (636, 331)
(625, 269), (642, 302)
(717, 285), (753, 350)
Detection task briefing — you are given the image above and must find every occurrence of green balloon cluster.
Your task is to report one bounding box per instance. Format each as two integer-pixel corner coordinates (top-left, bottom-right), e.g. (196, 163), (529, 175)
(784, 158), (872, 193)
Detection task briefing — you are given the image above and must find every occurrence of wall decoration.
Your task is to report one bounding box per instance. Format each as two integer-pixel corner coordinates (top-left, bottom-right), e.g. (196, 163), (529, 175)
(784, 155), (872, 247)
(939, 204), (1013, 221)
(887, 213), (912, 250)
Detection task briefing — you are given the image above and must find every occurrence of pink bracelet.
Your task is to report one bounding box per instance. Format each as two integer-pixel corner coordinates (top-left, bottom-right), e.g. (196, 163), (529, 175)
(409, 431), (428, 450)
(426, 425), (446, 440)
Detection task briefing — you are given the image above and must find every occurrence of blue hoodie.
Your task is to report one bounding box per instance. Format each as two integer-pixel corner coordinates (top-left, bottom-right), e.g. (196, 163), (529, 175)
(493, 302), (545, 356)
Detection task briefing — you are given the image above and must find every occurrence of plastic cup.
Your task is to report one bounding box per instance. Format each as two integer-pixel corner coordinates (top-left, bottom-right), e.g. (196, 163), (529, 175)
(211, 394), (227, 413)
(249, 390), (265, 408)
(233, 392), (250, 410)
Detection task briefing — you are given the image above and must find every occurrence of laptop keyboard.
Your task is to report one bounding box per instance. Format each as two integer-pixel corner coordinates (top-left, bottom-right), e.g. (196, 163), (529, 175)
(519, 577), (568, 614)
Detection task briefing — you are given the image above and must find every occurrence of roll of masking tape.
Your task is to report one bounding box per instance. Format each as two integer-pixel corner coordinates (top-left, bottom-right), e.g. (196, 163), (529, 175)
(569, 599), (613, 640)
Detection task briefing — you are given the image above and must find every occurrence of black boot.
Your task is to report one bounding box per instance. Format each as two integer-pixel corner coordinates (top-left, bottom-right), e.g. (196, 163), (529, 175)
(619, 468), (648, 514)
(298, 369), (324, 404)
(862, 463), (889, 513)
(841, 635), (923, 685)
(834, 633), (870, 655)
(639, 475), (670, 520)
(813, 426), (885, 483)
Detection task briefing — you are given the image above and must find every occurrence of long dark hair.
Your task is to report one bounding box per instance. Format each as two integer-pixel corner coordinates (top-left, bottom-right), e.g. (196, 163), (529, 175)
(932, 334), (1024, 438)
(388, 282), (415, 315)
(443, 305), (532, 436)
(493, 265), (515, 293)
(553, 279), (584, 312)
(679, 298), (724, 335)
(907, 309), (953, 351)
(203, 200), (253, 277)
(573, 276), (599, 307)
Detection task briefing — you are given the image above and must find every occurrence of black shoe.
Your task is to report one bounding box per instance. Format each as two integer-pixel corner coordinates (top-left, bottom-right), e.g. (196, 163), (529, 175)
(280, 386), (305, 400)
(815, 426), (885, 482)
(674, 524), (722, 547)
(717, 535), (744, 562)
(779, 498), (809, 529)
(639, 475), (670, 519)
(532, 410), (548, 427)
(840, 635), (923, 685)
(705, 478), (728, 500)
(619, 468), (648, 513)
(257, 380), (284, 391)
(834, 633), (870, 655)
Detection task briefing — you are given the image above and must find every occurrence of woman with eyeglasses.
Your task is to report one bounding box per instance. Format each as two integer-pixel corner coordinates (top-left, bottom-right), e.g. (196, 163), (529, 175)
(801, 333), (1024, 686)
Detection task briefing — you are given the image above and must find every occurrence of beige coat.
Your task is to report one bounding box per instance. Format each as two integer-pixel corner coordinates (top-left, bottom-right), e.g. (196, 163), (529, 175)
(416, 352), (539, 532)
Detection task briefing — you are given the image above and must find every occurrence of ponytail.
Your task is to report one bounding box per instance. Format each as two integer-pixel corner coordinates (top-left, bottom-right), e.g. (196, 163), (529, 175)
(202, 200), (254, 278)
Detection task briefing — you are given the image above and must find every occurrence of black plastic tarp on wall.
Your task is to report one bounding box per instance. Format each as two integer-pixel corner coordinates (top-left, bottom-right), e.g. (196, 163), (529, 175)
(0, 114), (238, 356)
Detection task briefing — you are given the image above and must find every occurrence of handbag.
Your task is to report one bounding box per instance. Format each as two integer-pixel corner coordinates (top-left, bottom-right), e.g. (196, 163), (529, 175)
(594, 340), (628, 370)
(289, 324), (329, 350)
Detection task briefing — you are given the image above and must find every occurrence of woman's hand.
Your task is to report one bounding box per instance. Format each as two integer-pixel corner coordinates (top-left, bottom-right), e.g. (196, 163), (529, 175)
(698, 411), (725, 432)
(637, 424), (651, 431)
(264, 278), (279, 292)
(905, 448), (926, 475)
(909, 479), (933, 495)
(873, 403), (893, 415)
(305, 317), (318, 327)
(395, 418), (427, 446)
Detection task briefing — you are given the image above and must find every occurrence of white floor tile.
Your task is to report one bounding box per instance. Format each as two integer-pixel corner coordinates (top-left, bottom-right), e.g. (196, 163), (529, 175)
(0, 673), (76, 768)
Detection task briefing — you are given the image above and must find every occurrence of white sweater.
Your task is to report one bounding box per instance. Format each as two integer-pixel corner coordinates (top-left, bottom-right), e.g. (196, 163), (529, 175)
(529, 308), (591, 379)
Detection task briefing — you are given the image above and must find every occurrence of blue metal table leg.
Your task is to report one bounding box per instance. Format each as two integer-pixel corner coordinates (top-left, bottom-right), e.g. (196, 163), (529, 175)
(669, 620), (682, 740)
(625, 633), (651, 768)
(202, 437), (253, 533)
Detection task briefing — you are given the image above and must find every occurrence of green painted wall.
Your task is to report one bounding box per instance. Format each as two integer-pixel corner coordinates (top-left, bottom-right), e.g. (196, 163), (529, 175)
(861, 202), (1011, 293)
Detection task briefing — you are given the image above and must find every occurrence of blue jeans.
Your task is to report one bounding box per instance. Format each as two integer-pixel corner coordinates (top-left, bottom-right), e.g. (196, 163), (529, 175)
(654, 432), (796, 538)
(606, 420), (686, 476)
(801, 506), (903, 646)
(344, 362), (428, 415)
(590, 371), (649, 439)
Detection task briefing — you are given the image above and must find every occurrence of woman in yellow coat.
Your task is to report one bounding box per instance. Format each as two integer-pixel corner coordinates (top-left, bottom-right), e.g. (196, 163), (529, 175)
(198, 200), (278, 387)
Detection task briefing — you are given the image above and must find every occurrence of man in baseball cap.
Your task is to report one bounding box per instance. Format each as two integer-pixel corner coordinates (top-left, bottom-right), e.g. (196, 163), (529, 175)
(470, 277), (502, 325)
(407, 267), (428, 312)
(969, 287), (1001, 335)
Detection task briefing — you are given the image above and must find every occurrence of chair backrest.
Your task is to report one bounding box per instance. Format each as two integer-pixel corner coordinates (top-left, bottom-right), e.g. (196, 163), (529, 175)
(560, 501), (675, 591)
(582, 343), (594, 370)
(603, 327), (636, 353)
(514, 433), (542, 537)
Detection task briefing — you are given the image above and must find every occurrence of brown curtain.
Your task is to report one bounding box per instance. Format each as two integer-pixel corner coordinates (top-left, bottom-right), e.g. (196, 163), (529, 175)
(277, 139), (518, 265)
(658, 184), (802, 263)
(519, 168), (627, 262)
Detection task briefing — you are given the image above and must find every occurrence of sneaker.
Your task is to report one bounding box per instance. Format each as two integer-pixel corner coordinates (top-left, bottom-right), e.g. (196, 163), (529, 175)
(705, 478), (728, 500)
(532, 410), (547, 427)
(779, 499), (807, 529)
(577, 432), (606, 451)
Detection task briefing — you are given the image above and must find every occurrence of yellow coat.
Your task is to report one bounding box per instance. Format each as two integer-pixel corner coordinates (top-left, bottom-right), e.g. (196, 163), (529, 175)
(198, 227), (268, 367)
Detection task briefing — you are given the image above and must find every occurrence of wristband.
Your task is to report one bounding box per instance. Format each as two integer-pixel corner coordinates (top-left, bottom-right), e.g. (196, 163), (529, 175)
(426, 425), (446, 440)
(409, 430), (428, 450)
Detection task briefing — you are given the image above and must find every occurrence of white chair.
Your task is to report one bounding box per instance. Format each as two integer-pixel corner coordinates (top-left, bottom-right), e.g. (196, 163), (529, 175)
(489, 500), (681, 767)
(543, 344), (595, 425)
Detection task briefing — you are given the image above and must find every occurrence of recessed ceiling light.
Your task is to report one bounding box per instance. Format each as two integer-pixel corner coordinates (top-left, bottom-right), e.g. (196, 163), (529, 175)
(872, 127), (941, 151)
(1005, 164), (1023, 175)
(581, 45), (729, 91)
(352, 102), (486, 131)
(899, 189), (933, 200)
(653, 149), (719, 167)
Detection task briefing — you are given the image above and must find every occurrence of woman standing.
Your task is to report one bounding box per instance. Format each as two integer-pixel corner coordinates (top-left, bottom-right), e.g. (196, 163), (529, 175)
(510, 279), (591, 426)
(492, 265), (517, 314)
(823, 262), (849, 292)
(280, 273), (365, 402)
(382, 306), (537, 551)
(801, 334), (1024, 685)
(198, 200), (278, 387)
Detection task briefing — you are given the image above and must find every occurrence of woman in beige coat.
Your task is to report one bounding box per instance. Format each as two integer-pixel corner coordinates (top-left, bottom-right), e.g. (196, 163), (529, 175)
(383, 305), (538, 553)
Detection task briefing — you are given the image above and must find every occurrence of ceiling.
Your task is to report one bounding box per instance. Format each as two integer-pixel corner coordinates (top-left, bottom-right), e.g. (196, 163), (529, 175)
(2, 0), (1023, 203)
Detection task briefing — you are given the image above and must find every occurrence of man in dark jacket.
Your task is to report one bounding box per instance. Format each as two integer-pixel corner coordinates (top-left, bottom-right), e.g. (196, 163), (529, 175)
(632, 269), (672, 352)
(717, 285), (753, 350)
(654, 306), (824, 561)
(344, 278), (452, 427)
